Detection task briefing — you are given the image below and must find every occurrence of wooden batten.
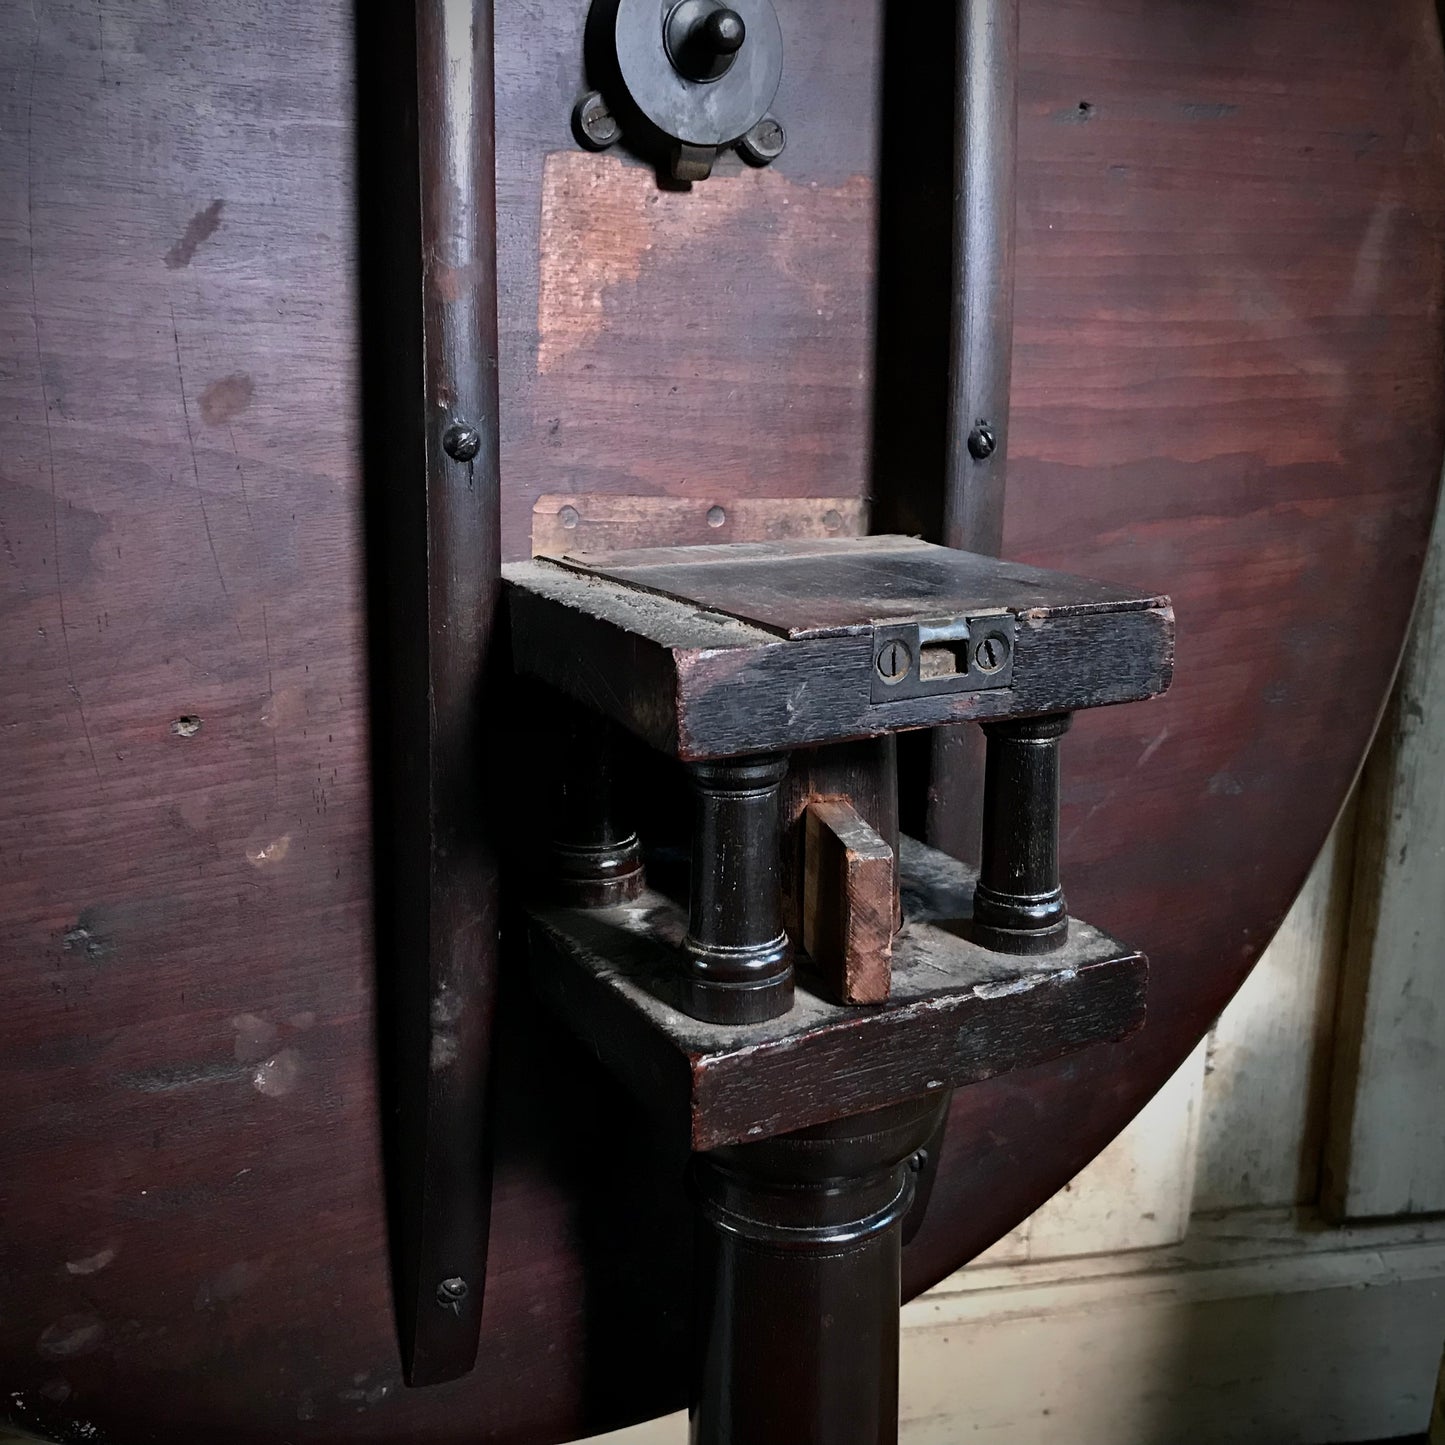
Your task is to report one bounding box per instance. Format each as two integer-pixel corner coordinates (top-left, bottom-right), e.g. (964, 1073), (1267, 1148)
(532, 495), (867, 556)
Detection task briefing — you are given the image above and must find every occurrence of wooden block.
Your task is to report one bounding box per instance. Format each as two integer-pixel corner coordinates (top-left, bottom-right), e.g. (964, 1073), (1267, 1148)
(802, 799), (895, 1004)
(779, 740), (900, 941)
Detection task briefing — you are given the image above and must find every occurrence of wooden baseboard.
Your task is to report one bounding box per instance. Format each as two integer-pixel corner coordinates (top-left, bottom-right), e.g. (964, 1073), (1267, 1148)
(898, 1209), (1445, 1445)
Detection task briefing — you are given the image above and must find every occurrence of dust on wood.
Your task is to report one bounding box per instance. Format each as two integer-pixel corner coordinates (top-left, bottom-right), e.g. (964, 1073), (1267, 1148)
(536, 151), (873, 375)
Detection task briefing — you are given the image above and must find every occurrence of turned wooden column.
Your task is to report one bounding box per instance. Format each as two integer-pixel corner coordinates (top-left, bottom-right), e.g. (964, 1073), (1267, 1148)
(683, 755), (794, 1024)
(689, 1096), (947, 1445)
(550, 713), (644, 907)
(971, 713), (1071, 954)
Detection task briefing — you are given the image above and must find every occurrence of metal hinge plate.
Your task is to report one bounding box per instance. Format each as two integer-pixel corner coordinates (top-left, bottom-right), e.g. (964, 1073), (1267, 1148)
(869, 613), (1016, 704)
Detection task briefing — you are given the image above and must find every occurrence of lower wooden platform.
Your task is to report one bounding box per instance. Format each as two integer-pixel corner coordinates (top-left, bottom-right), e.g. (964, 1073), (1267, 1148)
(526, 838), (1147, 1152)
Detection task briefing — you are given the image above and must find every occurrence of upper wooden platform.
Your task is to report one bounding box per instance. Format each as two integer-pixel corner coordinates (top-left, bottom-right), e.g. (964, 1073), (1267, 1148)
(505, 536), (1174, 758)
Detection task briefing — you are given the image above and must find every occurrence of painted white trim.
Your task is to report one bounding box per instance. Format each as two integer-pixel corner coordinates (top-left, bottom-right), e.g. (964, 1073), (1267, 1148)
(913, 1209), (1445, 1320)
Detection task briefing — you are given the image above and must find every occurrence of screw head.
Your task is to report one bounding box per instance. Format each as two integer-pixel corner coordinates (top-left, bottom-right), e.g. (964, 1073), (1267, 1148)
(967, 423), (997, 461)
(974, 632), (1009, 673)
(738, 116), (786, 166)
(573, 91), (621, 151)
(436, 1277), (468, 1310)
(443, 423), (481, 463)
(875, 638), (912, 684)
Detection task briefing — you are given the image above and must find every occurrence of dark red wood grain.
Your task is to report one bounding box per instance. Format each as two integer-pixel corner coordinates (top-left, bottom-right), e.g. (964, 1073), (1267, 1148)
(1, 0), (1441, 1441)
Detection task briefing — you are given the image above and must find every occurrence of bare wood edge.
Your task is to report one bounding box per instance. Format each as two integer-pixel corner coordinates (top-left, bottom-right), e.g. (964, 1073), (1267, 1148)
(802, 799), (895, 1004)
(532, 494), (868, 556)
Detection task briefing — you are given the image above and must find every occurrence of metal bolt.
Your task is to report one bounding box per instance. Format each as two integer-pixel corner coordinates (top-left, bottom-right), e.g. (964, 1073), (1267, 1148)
(875, 639), (912, 684)
(573, 91), (621, 151)
(974, 633), (1009, 673)
(703, 8), (746, 56)
(436, 1277), (468, 1311)
(909, 1149), (928, 1173)
(738, 116), (786, 166)
(706, 505), (727, 528)
(666, 1), (747, 81)
(967, 423), (997, 461)
(443, 423), (481, 463)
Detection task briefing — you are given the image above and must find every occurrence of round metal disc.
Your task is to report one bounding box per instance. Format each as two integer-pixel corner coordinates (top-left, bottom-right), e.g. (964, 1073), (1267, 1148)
(615, 0), (784, 148)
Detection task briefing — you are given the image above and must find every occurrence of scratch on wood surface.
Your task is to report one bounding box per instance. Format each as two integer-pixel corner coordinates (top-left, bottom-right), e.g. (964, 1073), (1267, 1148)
(26, 31), (102, 785)
(1138, 727), (1169, 768)
(193, 330), (280, 797)
(171, 303), (234, 613)
(116, 1061), (246, 1092)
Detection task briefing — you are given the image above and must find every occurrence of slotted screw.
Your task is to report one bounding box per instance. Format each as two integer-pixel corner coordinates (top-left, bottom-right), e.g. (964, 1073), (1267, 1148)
(574, 91), (621, 151)
(739, 116), (786, 166)
(436, 1277), (468, 1311)
(876, 639), (912, 684)
(967, 424), (997, 461)
(975, 633), (1009, 673)
(443, 423), (481, 462)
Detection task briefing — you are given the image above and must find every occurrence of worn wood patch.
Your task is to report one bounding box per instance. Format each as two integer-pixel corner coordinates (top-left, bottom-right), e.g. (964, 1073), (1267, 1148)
(532, 495), (865, 557)
(802, 799), (894, 1004)
(535, 151), (873, 377)
(504, 151), (877, 558)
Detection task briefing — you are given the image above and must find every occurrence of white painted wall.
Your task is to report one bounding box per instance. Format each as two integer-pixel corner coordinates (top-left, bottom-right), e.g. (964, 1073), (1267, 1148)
(1324, 512), (1445, 1221)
